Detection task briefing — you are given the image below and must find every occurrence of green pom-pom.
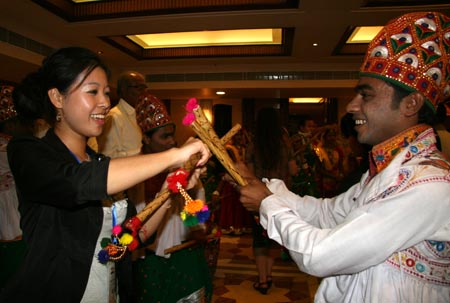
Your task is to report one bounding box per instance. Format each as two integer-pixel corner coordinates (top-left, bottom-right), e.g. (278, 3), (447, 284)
(100, 237), (111, 248)
(183, 215), (199, 227)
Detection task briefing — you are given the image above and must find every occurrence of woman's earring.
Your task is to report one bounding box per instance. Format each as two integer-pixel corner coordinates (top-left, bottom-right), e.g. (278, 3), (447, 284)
(56, 111), (62, 122)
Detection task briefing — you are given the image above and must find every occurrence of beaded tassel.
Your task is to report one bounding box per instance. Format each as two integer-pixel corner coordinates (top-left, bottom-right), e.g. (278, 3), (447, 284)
(167, 168), (210, 227)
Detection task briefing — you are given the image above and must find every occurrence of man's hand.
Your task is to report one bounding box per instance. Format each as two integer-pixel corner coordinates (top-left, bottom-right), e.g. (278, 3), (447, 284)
(239, 178), (273, 212)
(234, 162), (273, 212)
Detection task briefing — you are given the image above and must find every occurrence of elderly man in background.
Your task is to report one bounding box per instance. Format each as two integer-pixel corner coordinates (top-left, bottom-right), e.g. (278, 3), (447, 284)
(96, 71), (147, 210)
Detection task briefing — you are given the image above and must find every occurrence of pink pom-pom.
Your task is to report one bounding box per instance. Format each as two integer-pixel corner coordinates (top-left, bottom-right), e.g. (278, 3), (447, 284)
(185, 98), (198, 112)
(201, 205), (209, 211)
(182, 113), (196, 125)
(112, 225), (122, 236)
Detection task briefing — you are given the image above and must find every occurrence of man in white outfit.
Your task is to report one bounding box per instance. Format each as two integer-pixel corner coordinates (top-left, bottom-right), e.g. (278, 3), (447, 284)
(96, 71), (147, 209)
(238, 11), (450, 303)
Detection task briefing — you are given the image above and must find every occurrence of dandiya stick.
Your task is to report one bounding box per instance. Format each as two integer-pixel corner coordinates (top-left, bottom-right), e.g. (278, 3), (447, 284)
(163, 240), (196, 254)
(164, 235), (215, 254)
(193, 105), (229, 157)
(220, 123), (241, 145)
(185, 100), (247, 186)
(135, 152), (201, 223)
(137, 125), (243, 223)
(191, 120), (246, 186)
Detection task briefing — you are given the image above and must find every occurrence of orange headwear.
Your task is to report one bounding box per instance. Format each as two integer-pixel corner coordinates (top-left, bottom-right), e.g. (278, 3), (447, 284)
(360, 12), (450, 111)
(135, 91), (174, 134)
(0, 85), (17, 123)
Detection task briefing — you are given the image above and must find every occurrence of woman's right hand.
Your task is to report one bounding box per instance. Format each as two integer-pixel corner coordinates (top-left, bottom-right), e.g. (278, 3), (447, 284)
(177, 137), (211, 167)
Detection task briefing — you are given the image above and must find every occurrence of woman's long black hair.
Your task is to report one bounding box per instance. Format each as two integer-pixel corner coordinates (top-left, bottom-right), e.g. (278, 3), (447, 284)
(12, 46), (110, 125)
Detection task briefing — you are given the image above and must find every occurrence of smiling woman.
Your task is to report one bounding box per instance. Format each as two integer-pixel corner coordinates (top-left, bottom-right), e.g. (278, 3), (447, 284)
(0, 46), (210, 303)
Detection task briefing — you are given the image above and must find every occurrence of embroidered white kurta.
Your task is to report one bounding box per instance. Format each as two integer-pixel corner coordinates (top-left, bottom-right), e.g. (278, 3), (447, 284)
(259, 128), (450, 303)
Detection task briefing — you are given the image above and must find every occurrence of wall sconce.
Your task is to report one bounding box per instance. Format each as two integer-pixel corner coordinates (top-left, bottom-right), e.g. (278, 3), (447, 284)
(289, 98), (324, 103)
(199, 99), (213, 123)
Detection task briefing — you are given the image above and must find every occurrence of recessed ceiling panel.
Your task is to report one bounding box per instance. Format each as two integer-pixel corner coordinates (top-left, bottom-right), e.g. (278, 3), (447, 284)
(33, 0), (300, 21)
(100, 28), (294, 60)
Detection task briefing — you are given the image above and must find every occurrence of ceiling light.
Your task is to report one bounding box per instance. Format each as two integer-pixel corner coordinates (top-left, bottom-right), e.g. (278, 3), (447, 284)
(216, 91), (226, 95)
(347, 26), (383, 44)
(127, 29), (282, 49)
(313, 43), (318, 47)
(289, 98), (323, 104)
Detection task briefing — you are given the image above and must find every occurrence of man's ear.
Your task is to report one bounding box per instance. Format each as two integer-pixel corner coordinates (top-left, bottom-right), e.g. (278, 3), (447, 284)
(401, 92), (425, 117)
(48, 88), (63, 109)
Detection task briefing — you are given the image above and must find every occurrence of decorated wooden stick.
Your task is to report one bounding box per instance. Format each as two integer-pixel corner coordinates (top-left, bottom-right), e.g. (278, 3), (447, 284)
(135, 153), (201, 223)
(164, 240), (197, 254)
(135, 125), (241, 225)
(98, 119), (244, 263)
(97, 153), (202, 263)
(220, 123), (241, 145)
(163, 235), (215, 254)
(183, 98), (247, 186)
(167, 167), (210, 227)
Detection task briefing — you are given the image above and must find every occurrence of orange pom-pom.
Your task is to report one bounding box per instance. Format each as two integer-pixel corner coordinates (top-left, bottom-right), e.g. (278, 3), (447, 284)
(184, 199), (204, 215)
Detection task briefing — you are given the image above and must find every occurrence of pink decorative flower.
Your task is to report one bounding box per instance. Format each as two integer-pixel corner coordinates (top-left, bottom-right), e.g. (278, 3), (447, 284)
(112, 225), (122, 236)
(185, 98), (198, 112)
(182, 113), (196, 125)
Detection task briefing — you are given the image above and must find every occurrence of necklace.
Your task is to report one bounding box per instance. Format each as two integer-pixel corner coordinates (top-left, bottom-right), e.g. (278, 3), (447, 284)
(83, 153), (91, 162)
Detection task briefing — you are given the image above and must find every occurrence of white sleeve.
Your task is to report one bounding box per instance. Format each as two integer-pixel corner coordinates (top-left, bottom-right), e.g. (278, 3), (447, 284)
(96, 113), (123, 158)
(259, 179), (450, 277)
(259, 178), (356, 229)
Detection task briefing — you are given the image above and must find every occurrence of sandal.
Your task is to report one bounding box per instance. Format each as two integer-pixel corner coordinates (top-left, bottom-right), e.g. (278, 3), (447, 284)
(267, 276), (273, 288)
(253, 282), (269, 295)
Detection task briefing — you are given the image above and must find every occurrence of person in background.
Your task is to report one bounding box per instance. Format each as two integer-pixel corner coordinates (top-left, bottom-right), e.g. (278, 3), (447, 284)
(314, 126), (344, 197)
(0, 85), (28, 291)
(283, 126), (299, 185)
(245, 107), (290, 295)
(96, 71), (147, 211)
(0, 84), (51, 291)
(133, 91), (213, 303)
(290, 115), (321, 197)
(216, 133), (253, 236)
(337, 113), (370, 193)
(238, 12), (450, 302)
(0, 47), (209, 303)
